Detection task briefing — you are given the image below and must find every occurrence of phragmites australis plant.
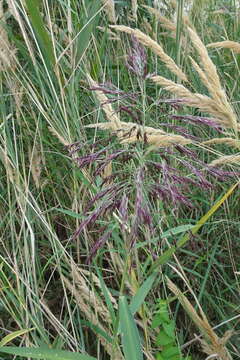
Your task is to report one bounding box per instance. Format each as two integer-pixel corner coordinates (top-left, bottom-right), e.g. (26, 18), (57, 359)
(67, 23), (239, 261)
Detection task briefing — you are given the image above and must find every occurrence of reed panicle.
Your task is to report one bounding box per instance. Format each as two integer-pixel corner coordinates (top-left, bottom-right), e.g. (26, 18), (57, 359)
(210, 154), (240, 167)
(207, 40), (240, 54)
(101, 0), (116, 23)
(151, 71), (239, 131)
(110, 25), (188, 81)
(187, 27), (238, 132)
(202, 138), (240, 149)
(85, 121), (192, 147)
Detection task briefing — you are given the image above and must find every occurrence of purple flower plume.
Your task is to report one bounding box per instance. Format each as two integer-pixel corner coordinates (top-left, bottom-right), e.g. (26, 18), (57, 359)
(161, 123), (199, 141)
(86, 230), (112, 264)
(171, 115), (224, 133)
(126, 35), (148, 78)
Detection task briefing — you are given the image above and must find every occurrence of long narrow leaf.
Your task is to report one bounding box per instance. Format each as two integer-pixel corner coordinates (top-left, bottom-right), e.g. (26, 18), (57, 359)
(130, 271), (158, 315)
(119, 296), (143, 360)
(0, 328), (35, 346)
(0, 347), (96, 360)
(25, 0), (55, 67)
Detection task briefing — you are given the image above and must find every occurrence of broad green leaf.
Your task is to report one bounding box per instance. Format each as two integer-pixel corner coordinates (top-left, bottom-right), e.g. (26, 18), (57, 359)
(130, 271), (158, 315)
(162, 322), (175, 339)
(119, 296), (143, 360)
(156, 331), (174, 346)
(25, 0), (55, 68)
(0, 347), (96, 360)
(150, 182), (239, 272)
(161, 346), (181, 358)
(152, 314), (164, 329)
(0, 328), (35, 346)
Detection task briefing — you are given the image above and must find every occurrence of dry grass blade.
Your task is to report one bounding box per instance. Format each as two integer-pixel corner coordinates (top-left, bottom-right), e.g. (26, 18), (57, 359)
(167, 278), (233, 360)
(207, 41), (240, 54)
(209, 154), (240, 167)
(110, 25), (188, 82)
(87, 74), (121, 130)
(85, 120), (192, 147)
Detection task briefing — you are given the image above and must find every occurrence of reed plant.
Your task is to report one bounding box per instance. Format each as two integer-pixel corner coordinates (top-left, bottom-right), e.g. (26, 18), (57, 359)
(0, 1), (240, 360)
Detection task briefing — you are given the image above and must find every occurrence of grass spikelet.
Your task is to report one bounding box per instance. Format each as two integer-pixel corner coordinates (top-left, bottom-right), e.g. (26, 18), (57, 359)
(85, 121), (192, 147)
(202, 138), (240, 149)
(110, 25), (188, 82)
(87, 74), (121, 130)
(187, 27), (222, 93)
(143, 5), (177, 33)
(167, 278), (233, 360)
(131, 0), (138, 19)
(48, 126), (71, 146)
(187, 27), (238, 132)
(0, 1), (17, 71)
(209, 154), (240, 167)
(207, 41), (240, 54)
(102, 0), (116, 23)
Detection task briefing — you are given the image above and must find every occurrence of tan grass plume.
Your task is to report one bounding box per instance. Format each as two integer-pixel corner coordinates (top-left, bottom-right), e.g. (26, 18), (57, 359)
(151, 29), (239, 133)
(101, 0), (116, 23)
(207, 40), (240, 54)
(209, 154), (240, 167)
(132, 0), (138, 19)
(87, 74), (121, 130)
(85, 120), (192, 147)
(110, 25), (188, 82)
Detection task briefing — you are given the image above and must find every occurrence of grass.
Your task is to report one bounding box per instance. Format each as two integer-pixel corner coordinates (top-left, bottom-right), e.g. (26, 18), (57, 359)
(0, 0), (240, 359)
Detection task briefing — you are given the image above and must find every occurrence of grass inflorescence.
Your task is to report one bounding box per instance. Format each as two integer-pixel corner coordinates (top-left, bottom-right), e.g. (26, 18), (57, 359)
(0, 1), (240, 360)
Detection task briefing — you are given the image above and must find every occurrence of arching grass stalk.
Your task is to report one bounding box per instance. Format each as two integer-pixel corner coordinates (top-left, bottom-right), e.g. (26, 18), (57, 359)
(175, 0), (184, 79)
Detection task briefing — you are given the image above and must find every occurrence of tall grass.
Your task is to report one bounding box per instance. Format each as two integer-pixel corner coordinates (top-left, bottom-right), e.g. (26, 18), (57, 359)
(0, 1), (240, 360)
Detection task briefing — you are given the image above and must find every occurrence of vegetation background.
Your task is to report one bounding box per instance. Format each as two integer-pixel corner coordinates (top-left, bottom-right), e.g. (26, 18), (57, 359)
(0, 0), (240, 359)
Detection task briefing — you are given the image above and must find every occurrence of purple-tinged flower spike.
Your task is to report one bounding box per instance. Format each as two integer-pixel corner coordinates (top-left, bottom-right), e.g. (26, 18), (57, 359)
(118, 193), (129, 232)
(73, 202), (110, 240)
(151, 184), (193, 208)
(131, 167), (153, 244)
(75, 148), (107, 168)
(126, 35), (148, 78)
(179, 160), (213, 189)
(86, 230), (112, 264)
(175, 145), (199, 160)
(171, 115), (224, 133)
(160, 123), (199, 141)
(93, 149), (127, 176)
(157, 98), (185, 110)
(84, 184), (120, 214)
(90, 83), (138, 103)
